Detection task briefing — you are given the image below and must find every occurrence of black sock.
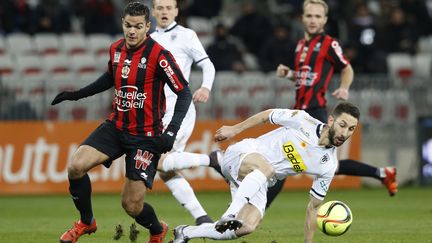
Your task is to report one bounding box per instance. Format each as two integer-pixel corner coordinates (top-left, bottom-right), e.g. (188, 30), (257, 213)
(337, 159), (381, 180)
(266, 178), (286, 209)
(135, 203), (162, 235)
(69, 174), (93, 225)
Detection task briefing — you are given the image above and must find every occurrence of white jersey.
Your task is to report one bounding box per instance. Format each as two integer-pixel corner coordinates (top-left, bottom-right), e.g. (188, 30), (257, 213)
(222, 109), (338, 200)
(151, 21), (213, 151)
(151, 21), (210, 99)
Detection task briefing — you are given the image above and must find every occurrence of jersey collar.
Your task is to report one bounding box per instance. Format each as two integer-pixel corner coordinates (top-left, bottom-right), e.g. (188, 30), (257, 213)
(316, 124), (324, 138)
(155, 21), (178, 33)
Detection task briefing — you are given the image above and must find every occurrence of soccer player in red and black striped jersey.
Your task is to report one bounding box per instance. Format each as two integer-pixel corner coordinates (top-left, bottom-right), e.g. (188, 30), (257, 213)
(51, 2), (190, 243)
(271, 0), (397, 208)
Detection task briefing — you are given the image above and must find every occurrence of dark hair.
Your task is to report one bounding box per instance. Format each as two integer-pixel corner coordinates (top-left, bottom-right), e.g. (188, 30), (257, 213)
(331, 102), (360, 120)
(123, 2), (150, 23)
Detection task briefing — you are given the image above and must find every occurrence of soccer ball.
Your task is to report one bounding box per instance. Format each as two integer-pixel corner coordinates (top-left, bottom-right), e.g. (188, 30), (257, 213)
(316, 200), (353, 236)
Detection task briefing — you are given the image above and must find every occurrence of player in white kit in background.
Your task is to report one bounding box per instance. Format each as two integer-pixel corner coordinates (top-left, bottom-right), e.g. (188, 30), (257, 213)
(171, 102), (360, 243)
(150, 0), (216, 225)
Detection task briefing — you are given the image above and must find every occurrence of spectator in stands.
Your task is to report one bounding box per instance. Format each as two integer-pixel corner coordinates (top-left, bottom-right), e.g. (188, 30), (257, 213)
(230, 1), (273, 56)
(348, 3), (382, 72)
(258, 23), (296, 73)
(80, 0), (118, 35)
(378, 7), (418, 54)
(1, 0), (34, 34)
(185, 0), (223, 19)
(34, 0), (71, 33)
(206, 23), (246, 72)
(400, 0), (432, 37)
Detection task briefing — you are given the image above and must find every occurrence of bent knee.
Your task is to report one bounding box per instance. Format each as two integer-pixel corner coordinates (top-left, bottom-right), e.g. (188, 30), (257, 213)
(67, 160), (87, 179)
(159, 170), (177, 182)
(122, 199), (143, 217)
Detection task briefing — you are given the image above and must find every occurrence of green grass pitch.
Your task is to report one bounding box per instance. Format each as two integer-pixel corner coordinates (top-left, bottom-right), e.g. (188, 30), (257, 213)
(1, 187), (431, 243)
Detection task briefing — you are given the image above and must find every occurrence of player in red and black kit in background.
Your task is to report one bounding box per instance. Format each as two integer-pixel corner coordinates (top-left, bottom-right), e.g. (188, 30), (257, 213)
(51, 2), (191, 243)
(269, 0), (397, 208)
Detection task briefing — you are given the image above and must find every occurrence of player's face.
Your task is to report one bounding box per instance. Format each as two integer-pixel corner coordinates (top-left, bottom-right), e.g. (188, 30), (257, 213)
(302, 3), (327, 36)
(122, 15), (151, 49)
(328, 113), (358, 147)
(152, 0), (178, 28)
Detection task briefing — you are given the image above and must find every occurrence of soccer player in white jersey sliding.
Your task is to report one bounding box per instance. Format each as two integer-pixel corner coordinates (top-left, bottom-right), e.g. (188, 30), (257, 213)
(150, 0), (216, 225)
(172, 102), (360, 243)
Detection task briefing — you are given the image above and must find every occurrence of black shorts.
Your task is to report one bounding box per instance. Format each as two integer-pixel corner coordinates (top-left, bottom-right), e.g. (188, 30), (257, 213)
(82, 120), (161, 189)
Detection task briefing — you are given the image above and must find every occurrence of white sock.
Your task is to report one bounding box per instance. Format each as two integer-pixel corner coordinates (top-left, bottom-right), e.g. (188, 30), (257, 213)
(184, 224), (238, 240)
(165, 176), (207, 219)
(223, 169), (268, 217)
(161, 152), (210, 172)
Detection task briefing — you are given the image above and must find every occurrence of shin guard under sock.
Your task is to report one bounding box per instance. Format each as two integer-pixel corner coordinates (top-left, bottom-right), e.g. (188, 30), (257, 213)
(135, 203), (163, 235)
(69, 174), (93, 225)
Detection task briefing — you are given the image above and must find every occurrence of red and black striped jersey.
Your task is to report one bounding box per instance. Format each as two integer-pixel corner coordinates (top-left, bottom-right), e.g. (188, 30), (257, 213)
(107, 35), (188, 137)
(293, 33), (349, 110)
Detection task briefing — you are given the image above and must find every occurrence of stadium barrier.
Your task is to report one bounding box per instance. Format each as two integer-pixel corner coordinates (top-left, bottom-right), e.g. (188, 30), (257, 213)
(0, 120), (361, 195)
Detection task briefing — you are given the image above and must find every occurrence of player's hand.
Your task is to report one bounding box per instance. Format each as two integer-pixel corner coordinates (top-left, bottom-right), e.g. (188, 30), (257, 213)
(331, 88), (349, 101)
(214, 126), (237, 142)
(276, 64), (290, 78)
(193, 87), (210, 103)
(51, 91), (79, 105)
(155, 125), (178, 154)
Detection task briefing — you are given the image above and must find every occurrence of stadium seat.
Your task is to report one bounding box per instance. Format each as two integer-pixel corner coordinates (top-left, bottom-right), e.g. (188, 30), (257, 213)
(70, 54), (99, 75)
(1, 75), (23, 97)
(88, 34), (112, 56)
(0, 55), (16, 77)
(243, 52), (260, 70)
(187, 17), (213, 37)
(43, 54), (71, 75)
(60, 33), (87, 55)
(386, 53), (413, 87)
(360, 90), (392, 126)
(413, 53), (432, 79)
(34, 33), (60, 56)
(0, 36), (6, 55)
(389, 90), (414, 125)
(48, 73), (77, 93)
(95, 53), (110, 72)
(15, 55), (45, 78)
(418, 36), (432, 53)
(6, 33), (36, 56)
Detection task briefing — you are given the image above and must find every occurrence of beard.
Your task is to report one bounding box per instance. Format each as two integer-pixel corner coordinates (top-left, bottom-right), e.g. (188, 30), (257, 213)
(328, 125), (344, 147)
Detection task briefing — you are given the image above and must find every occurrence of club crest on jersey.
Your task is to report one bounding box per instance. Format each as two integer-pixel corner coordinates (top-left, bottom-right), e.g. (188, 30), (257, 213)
(114, 52), (121, 63)
(138, 57), (147, 69)
(171, 33), (177, 40)
(121, 66), (130, 78)
(121, 59), (131, 78)
(320, 153), (330, 164)
(313, 42), (321, 52)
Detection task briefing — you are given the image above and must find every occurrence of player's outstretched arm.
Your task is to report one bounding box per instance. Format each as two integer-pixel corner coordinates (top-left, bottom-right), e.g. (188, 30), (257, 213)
(332, 64), (353, 101)
(214, 109), (273, 142)
(51, 72), (114, 105)
(304, 195), (322, 243)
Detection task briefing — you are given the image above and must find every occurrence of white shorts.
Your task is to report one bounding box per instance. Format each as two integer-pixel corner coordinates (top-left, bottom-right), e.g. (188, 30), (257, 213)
(221, 139), (267, 217)
(162, 96), (196, 152)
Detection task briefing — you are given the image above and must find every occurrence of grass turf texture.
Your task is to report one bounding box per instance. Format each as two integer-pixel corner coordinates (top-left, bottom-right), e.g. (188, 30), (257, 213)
(0, 187), (431, 243)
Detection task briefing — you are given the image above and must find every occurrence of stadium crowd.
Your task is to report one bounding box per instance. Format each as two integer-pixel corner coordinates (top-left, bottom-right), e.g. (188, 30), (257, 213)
(0, 0), (431, 74)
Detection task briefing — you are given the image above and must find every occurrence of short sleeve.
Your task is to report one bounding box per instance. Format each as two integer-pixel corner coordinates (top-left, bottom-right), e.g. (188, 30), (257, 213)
(186, 31), (209, 63)
(157, 50), (189, 93)
(310, 175), (333, 200)
(326, 39), (349, 70)
(269, 109), (310, 128)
